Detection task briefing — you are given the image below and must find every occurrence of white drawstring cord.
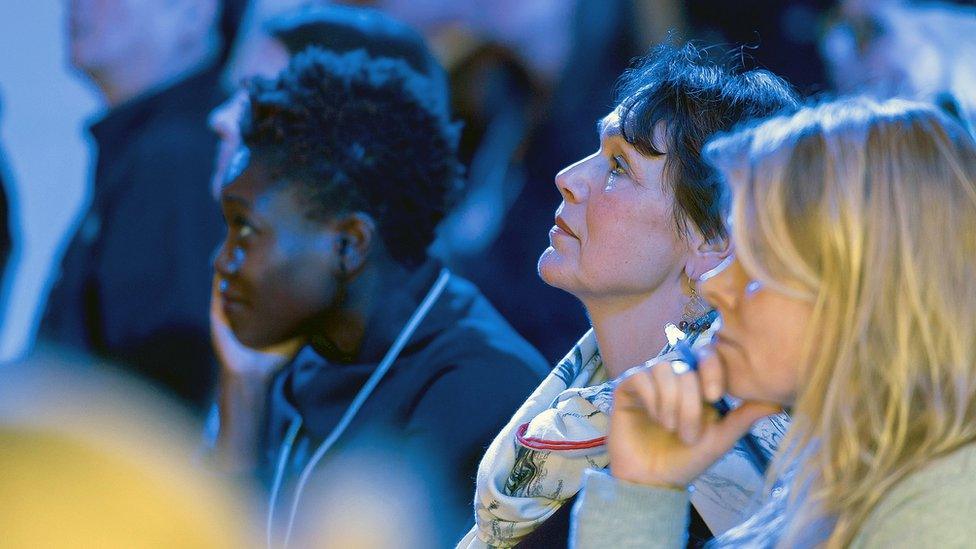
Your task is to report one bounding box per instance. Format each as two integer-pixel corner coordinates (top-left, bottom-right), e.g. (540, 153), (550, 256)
(268, 268), (451, 549)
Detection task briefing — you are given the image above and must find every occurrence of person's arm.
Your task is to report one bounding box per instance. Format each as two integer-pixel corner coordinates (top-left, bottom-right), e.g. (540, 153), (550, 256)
(570, 469), (689, 549)
(569, 348), (777, 547)
(849, 450), (976, 548)
(214, 363), (277, 473)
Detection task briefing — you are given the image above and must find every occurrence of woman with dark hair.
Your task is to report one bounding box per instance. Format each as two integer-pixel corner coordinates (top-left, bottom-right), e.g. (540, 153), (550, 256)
(460, 43), (798, 548)
(211, 47), (549, 546)
(573, 97), (976, 547)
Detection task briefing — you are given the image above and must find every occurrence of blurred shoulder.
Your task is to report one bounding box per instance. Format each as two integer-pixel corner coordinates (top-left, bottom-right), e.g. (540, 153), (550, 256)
(854, 443), (976, 547)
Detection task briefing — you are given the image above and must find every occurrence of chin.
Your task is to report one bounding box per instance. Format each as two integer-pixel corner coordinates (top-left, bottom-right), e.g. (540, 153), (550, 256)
(537, 247), (563, 287)
(538, 248), (583, 298)
(228, 319), (278, 350)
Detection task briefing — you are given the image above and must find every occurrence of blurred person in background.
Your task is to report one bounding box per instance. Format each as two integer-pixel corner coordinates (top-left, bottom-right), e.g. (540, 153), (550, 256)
(212, 47), (549, 546)
(573, 97), (976, 548)
(821, 0), (976, 134)
(41, 0), (227, 412)
(220, 0), (312, 88)
(460, 43), (799, 549)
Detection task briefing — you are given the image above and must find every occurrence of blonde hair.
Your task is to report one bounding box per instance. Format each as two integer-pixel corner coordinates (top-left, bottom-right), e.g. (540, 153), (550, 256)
(705, 97), (976, 547)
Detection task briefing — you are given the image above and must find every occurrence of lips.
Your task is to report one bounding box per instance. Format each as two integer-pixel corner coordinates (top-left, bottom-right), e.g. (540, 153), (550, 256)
(713, 330), (743, 353)
(219, 280), (249, 307)
(554, 216), (579, 239)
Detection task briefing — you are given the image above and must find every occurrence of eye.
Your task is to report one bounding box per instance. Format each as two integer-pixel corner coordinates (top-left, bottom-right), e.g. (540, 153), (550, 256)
(610, 155), (629, 176)
(231, 215), (256, 239)
(605, 155), (630, 190)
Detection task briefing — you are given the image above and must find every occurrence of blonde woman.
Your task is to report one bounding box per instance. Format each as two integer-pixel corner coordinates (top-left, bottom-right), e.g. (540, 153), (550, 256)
(572, 97), (976, 548)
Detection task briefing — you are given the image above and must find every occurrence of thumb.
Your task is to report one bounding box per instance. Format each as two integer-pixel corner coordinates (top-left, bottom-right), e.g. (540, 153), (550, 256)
(700, 402), (780, 461)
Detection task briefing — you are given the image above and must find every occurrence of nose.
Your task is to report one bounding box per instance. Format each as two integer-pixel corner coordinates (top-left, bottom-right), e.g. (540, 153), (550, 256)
(209, 102), (234, 139)
(554, 157), (591, 204)
(209, 90), (248, 139)
(214, 242), (244, 278)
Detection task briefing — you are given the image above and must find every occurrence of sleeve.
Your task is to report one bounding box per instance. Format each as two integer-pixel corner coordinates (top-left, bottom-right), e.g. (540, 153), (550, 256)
(570, 468), (690, 549)
(850, 467), (976, 548)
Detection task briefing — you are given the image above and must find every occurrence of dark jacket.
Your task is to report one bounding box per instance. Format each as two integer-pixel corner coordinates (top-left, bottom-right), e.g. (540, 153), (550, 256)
(41, 65), (225, 411)
(261, 260), (550, 547)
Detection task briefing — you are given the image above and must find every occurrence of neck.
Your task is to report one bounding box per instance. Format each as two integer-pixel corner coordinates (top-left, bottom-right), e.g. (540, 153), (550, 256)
(584, 285), (687, 378)
(308, 257), (411, 362)
(92, 38), (216, 107)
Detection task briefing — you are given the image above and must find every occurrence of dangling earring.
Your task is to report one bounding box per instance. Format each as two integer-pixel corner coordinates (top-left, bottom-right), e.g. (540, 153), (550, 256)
(678, 275), (711, 332)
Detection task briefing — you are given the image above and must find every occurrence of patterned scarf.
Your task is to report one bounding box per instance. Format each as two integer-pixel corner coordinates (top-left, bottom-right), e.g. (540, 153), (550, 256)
(458, 319), (791, 548)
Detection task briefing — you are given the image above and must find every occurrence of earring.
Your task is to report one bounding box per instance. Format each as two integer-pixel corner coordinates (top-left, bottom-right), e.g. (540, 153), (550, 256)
(678, 276), (711, 332)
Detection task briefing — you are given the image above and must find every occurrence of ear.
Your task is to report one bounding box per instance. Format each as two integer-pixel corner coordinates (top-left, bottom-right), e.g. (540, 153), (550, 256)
(684, 229), (731, 282)
(332, 212), (376, 278)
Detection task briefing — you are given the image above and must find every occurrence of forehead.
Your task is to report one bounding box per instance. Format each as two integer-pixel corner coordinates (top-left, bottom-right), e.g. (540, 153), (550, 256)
(597, 108), (624, 138)
(598, 106), (667, 151)
(221, 159), (296, 214)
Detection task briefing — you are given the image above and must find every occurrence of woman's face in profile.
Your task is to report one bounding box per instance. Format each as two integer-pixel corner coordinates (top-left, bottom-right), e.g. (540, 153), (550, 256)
(699, 256), (813, 405)
(214, 157), (341, 348)
(538, 108), (690, 301)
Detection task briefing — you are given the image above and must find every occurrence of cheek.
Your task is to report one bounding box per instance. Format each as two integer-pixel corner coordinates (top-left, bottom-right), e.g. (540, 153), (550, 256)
(580, 192), (682, 289)
(738, 295), (811, 403)
(261, 252), (336, 316)
(236, 237), (335, 325)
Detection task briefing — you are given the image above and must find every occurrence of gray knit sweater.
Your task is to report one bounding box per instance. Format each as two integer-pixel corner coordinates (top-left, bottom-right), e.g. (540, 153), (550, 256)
(570, 443), (976, 548)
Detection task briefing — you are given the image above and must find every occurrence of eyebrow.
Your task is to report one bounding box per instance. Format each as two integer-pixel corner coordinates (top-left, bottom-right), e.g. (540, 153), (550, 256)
(596, 117), (649, 184)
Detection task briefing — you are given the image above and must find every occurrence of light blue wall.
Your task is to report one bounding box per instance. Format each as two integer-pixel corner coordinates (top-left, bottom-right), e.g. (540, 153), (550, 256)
(0, 1), (101, 361)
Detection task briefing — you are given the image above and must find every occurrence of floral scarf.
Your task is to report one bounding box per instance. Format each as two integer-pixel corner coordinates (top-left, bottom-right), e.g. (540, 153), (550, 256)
(458, 319), (791, 548)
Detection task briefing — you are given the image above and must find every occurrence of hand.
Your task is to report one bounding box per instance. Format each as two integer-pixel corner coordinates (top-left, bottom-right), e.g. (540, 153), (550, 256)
(210, 276), (301, 380)
(608, 347), (779, 488)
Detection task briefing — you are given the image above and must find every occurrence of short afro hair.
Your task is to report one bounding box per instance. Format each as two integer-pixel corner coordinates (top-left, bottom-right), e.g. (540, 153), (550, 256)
(615, 42), (799, 243)
(241, 47), (463, 267)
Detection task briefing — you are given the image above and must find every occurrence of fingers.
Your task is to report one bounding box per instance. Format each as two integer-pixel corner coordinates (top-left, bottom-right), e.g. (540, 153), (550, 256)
(616, 358), (709, 443)
(676, 371), (704, 444)
(697, 401), (780, 463)
(651, 359), (679, 430)
(696, 346), (726, 403)
(210, 275), (222, 318)
(617, 363), (658, 417)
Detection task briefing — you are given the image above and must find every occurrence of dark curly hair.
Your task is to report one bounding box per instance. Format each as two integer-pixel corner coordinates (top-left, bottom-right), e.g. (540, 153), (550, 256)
(241, 47), (462, 267)
(615, 42), (799, 243)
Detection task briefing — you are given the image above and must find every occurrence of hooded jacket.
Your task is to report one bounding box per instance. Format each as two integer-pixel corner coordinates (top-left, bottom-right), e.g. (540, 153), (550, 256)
(260, 259), (549, 546)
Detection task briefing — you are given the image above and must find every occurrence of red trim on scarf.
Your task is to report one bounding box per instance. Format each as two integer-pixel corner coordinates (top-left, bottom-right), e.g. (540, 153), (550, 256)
(515, 422), (606, 451)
